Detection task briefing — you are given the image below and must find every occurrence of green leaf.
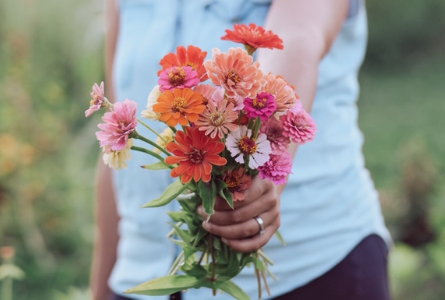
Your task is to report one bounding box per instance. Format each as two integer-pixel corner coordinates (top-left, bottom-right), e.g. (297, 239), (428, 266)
(167, 211), (188, 223)
(142, 161), (171, 170)
(218, 280), (251, 300)
(169, 222), (193, 246)
(142, 179), (187, 208)
(125, 275), (201, 296)
(215, 179), (234, 209)
(274, 230), (287, 246)
(198, 180), (216, 216)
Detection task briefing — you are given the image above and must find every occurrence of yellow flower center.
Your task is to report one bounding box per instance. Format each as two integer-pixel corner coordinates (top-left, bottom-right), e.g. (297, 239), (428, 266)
(252, 96), (267, 109)
(169, 67), (186, 86)
(227, 71), (241, 85)
(188, 147), (204, 164)
(172, 97), (187, 112)
(210, 112), (224, 126)
(185, 61), (196, 70)
(238, 136), (257, 155)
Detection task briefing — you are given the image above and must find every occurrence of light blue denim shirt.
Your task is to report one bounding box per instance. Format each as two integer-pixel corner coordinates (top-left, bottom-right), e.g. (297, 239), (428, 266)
(110, 1), (391, 299)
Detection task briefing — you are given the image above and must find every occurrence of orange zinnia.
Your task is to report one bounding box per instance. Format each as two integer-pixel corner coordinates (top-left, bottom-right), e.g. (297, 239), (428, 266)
(221, 23), (284, 55)
(158, 45), (208, 82)
(165, 127), (227, 184)
(153, 88), (205, 127)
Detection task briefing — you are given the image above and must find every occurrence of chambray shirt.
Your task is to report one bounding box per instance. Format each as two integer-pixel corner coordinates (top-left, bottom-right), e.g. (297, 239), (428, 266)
(110, 0), (391, 299)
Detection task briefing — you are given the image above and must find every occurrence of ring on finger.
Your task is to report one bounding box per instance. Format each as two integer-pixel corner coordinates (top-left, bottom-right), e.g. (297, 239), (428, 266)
(254, 216), (265, 236)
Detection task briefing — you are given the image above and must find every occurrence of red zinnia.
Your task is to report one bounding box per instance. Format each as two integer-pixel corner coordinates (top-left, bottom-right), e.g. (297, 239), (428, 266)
(165, 127), (227, 184)
(221, 23), (284, 55)
(158, 45), (208, 82)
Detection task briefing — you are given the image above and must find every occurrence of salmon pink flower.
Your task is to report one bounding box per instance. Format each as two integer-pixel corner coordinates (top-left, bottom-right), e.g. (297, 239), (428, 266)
(244, 92), (277, 121)
(158, 45), (208, 82)
(193, 84), (217, 105)
(165, 127), (227, 184)
(195, 98), (239, 139)
(212, 88), (244, 111)
(280, 106), (317, 144)
(262, 73), (297, 113)
(159, 66), (200, 92)
(223, 168), (252, 201)
(221, 23), (283, 55)
(102, 139), (134, 170)
(85, 81), (105, 117)
(225, 126), (271, 169)
(260, 116), (290, 153)
(96, 99), (138, 152)
(153, 88), (205, 127)
(258, 150), (293, 185)
(205, 47), (264, 98)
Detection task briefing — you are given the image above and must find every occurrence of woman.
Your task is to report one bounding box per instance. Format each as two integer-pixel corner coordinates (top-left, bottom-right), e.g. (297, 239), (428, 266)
(91, 0), (392, 299)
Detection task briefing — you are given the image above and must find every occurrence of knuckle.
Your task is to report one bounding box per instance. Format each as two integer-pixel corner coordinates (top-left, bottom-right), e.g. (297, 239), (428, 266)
(231, 209), (244, 223)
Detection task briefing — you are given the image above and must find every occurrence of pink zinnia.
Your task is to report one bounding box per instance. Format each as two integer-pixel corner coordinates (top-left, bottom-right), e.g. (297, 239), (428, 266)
(85, 81), (105, 117)
(205, 47), (264, 98)
(280, 106), (317, 144)
(212, 88), (244, 111)
(194, 98), (239, 139)
(258, 150), (293, 185)
(244, 92), (277, 121)
(193, 84), (217, 105)
(262, 73), (296, 113)
(158, 66), (200, 92)
(223, 168), (252, 201)
(260, 116), (290, 153)
(96, 99), (138, 152)
(225, 126), (271, 169)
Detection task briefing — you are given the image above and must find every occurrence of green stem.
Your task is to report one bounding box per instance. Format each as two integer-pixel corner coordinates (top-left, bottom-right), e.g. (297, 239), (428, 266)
(131, 146), (167, 163)
(168, 251), (185, 275)
(252, 117), (262, 139)
(1, 276), (12, 300)
(132, 131), (171, 157)
(137, 118), (167, 142)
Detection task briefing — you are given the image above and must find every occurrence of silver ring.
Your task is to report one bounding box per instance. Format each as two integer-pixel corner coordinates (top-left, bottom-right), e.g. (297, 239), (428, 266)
(254, 216), (265, 236)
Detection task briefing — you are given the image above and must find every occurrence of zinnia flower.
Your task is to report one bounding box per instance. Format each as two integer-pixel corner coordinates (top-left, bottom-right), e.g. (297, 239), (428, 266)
(223, 168), (252, 201)
(225, 126), (271, 169)
(154, 127), (175, 154)
(262, 73), (297, 113)
(205, 47), (264, 98)
(212, 88), (244, 111)
(165, 127), (227, 184)
(258, 150), (293, 185)
(102, 138), (133, 170)
(158, 66), (200, 92)
(193, 84), (217, 105)
(243, 92), (277, 121)
(85, 81), (105, 117)
(153, 88), (205, 127)
(260, 116), (290, 153)
(96, 99), (138, 152)
(280, 106), (317, 144)
(221, 23), (283, 55)
(158, 45), (208, 81)
(195, 98), (239, 139)
(141, 85), (161, 120)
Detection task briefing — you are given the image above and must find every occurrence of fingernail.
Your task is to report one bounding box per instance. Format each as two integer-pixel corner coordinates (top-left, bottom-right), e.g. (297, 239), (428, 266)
(202, 222), (209, 231)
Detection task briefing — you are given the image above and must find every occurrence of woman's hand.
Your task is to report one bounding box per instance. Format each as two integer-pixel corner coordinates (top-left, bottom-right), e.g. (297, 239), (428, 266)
(197, 177), (281, 253)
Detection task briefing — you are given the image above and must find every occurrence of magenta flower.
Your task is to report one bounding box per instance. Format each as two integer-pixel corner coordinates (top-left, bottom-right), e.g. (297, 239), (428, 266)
(85, 81), (105, 117)
(158, 66), (200, 92)
(280, 106), (317, 144)
(243, 92), (277, 121)
(96, 99), (138, 152)
(258, 150), (293, 185)
(260, 116), (290, 153)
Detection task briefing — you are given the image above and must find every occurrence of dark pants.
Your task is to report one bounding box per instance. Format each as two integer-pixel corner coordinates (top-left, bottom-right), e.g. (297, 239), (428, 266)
(112, 234), (390, 300)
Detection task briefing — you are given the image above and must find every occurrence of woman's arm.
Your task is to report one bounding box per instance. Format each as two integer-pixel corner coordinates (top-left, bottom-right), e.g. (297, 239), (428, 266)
(199, 0), (349, 253)
(90, 1), (120, 299)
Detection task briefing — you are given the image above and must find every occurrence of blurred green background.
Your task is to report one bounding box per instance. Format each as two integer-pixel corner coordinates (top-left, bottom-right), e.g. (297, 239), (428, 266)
(0, 0), (444, 299)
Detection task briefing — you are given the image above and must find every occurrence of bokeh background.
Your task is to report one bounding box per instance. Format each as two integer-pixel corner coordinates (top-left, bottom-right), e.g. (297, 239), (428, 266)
(0, 0), (444, 299)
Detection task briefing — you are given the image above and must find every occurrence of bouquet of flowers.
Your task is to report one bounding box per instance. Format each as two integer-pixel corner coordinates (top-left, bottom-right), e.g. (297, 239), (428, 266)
(86, 24), (316, 300)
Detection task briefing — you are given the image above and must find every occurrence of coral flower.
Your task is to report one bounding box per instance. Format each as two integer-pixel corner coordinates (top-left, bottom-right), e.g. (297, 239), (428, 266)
(158, 45), (208, 82)
(153, 88), (205, 127)
(258, 150), (293, 185)
(225, 126), (271, 169)
(205, 47), (264, 98)
(102, 139), (133, 170)
(223, 168), (252, 201)
(193, 84), (217, 105)
(260, 116), (290, 153)
(280, 106), (317, 144)
(262, 73), (297, 113)
(158, 66), (200, 92)
(221, 23), (283, 55)
(165, 127), (227, 184)
(244, 92), (277, 121)
(195, 98), (239, 139)
(96, 99), (138, 152)
(85, 81), (105, 117)
(212, 88), (244, 111)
